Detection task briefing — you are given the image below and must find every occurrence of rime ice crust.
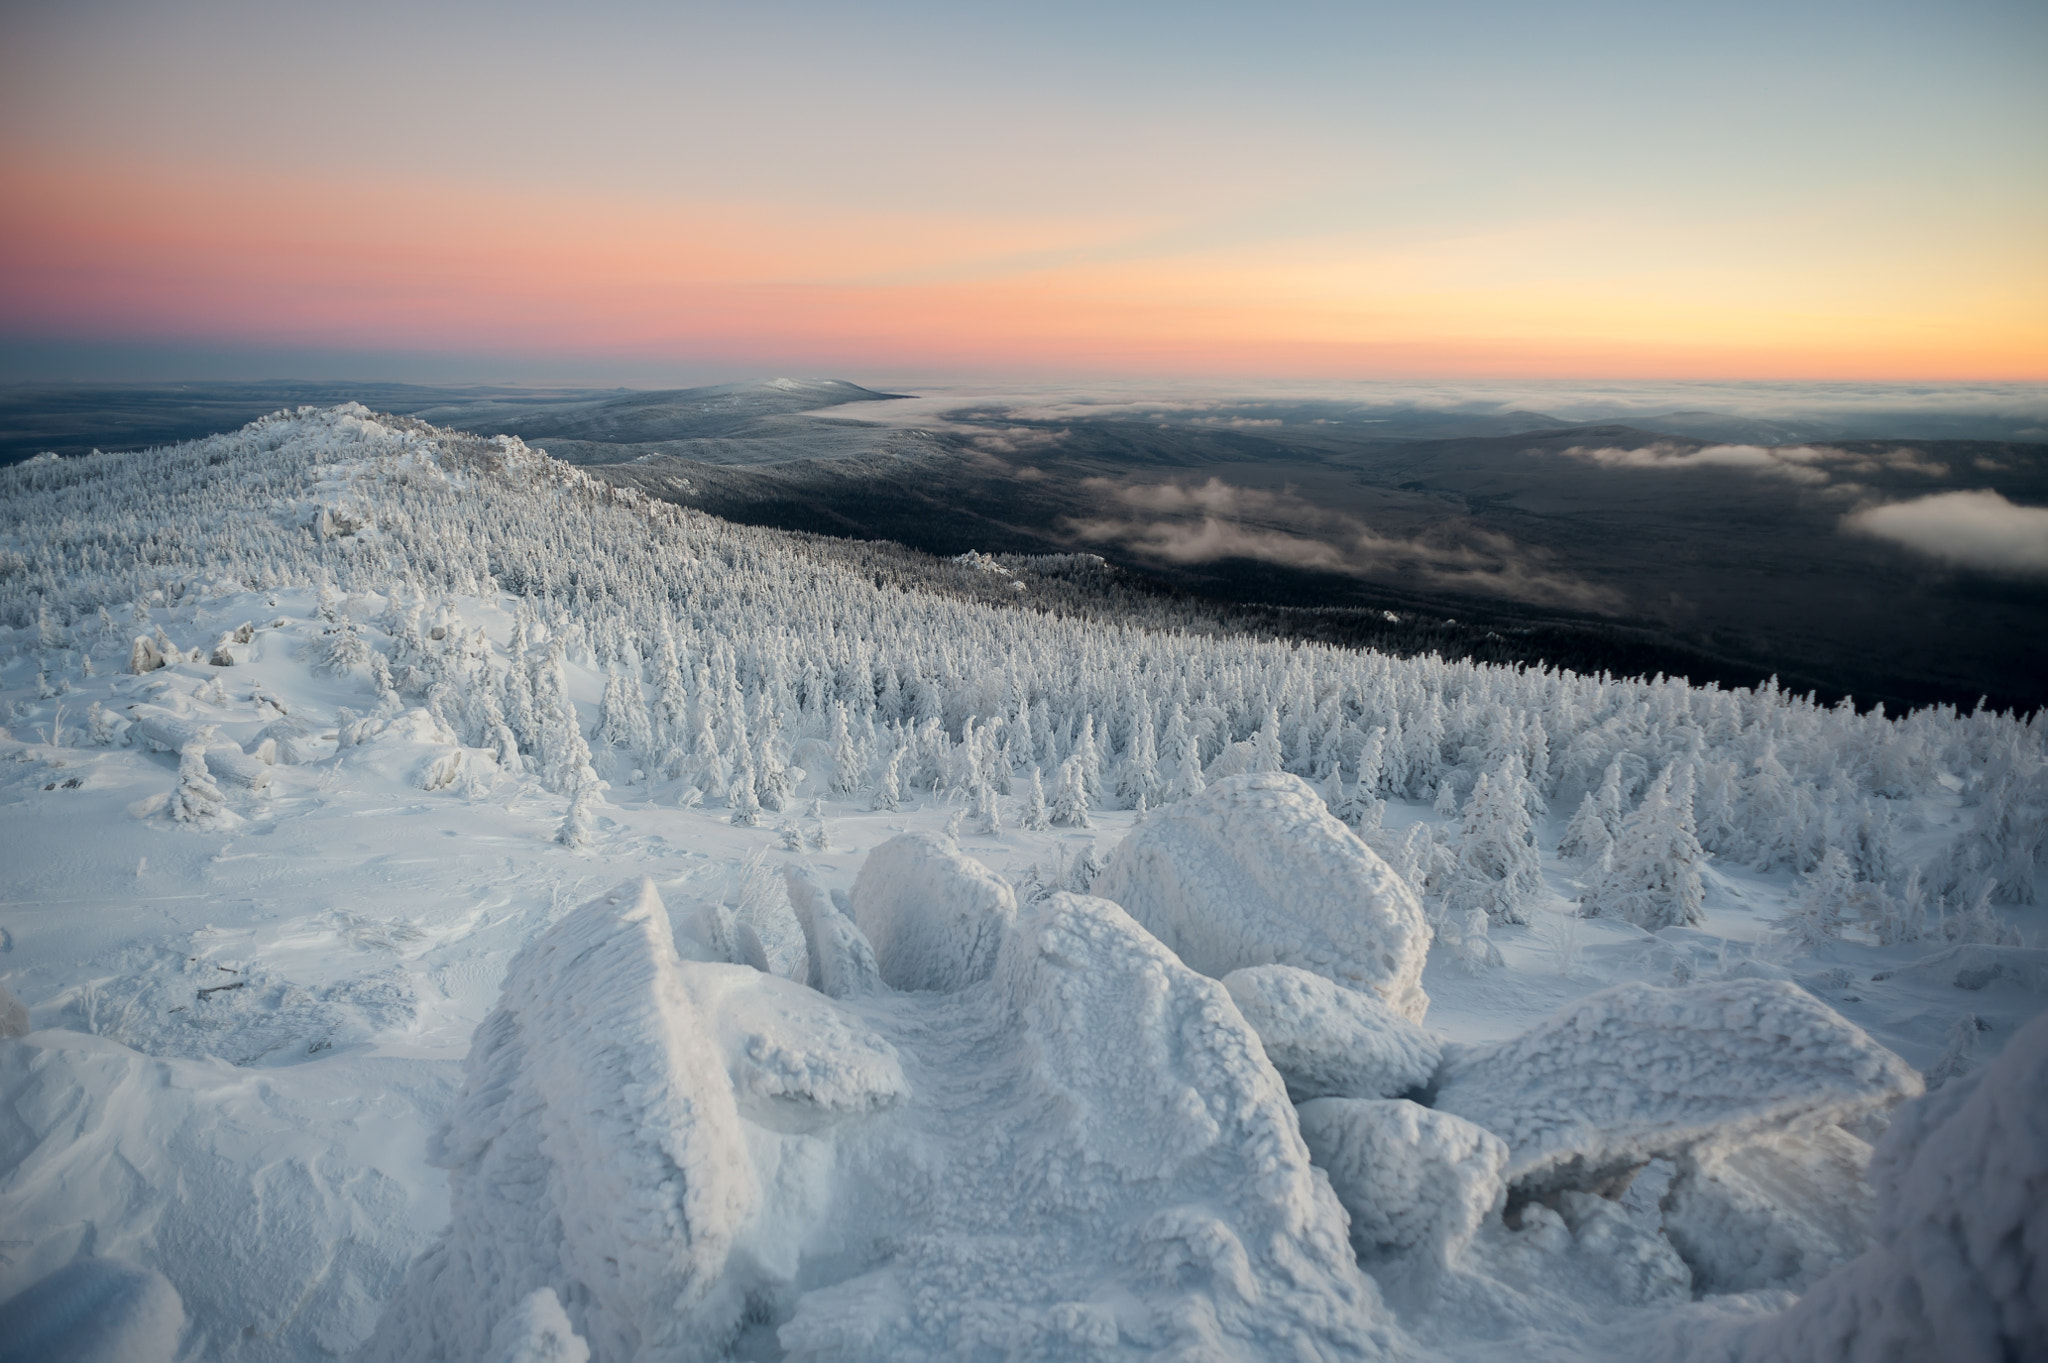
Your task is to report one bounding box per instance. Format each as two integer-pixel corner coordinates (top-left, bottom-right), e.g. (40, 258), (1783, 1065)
(1431, 979), (1922, 1197)
(1221, 964), (1442, 1101)
(848, 832), (1018, 993)
(1092, 773), (1431, 1021)
(364, 880), (759, 1363)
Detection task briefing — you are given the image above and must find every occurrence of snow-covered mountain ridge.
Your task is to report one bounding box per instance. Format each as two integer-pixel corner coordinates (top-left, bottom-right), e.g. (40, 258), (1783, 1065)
(0, 404), (2041, 1361)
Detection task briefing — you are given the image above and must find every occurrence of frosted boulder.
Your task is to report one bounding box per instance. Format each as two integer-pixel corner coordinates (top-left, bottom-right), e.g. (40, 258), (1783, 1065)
(0, 1257), (184, 1363)
(1092, 773), (1430, 1020)
(1222, 964), (1441, 1101)
(363, 879), (759, 1363)
(1296, 1098), (1507, 1268)
(847, 833), (1015, 993)
(1731, 1006), (2048, 1363)
(1660, 1123), (1875, 1294)
(1433, 980), (1921, 1197)
(782, 865), (883, 999)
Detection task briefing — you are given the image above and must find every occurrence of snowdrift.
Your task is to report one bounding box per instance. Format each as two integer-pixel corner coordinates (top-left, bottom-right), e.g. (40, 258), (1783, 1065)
(1092, 773), (1431, 1020)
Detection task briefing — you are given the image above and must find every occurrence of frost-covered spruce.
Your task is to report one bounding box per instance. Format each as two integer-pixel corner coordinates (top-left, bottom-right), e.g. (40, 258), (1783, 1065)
(1579, 763), (1707, 930)
(173, 741), (228, 826)
(1019, 764), (1051, 831)
(555, 784), (599, 849)
(1441, 763), (1545, 926)
(870, 744), (904, 812)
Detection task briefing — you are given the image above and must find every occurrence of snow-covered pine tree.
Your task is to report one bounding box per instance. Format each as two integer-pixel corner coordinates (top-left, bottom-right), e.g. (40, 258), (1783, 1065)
(1442, 763), (1546, 925)
(1581, 764), (1707, 929)
(173, 741), (227, 826)
(829, 703), (864, 795)
(1161, 700), (1206, 804)
(1117, 702), (1161, 810)
(974, 772), (1002, 836)
(871, 744), (906, 812)
(1020, 764), (1051, 831)
(1051, 755), (1092, 828)
(556, 781), (598, 848)
(729, 767), (763, 826)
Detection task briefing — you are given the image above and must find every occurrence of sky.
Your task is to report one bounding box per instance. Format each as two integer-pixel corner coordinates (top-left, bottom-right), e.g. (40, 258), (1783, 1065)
(2, 0), (2044, 385)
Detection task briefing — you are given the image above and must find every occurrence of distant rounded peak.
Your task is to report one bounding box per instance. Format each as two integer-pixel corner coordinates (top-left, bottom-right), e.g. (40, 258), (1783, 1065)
(742, 377), (909, 398)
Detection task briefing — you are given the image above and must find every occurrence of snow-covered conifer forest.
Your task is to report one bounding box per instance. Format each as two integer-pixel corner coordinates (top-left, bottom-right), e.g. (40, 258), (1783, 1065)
(0, 405), (2041, 1361)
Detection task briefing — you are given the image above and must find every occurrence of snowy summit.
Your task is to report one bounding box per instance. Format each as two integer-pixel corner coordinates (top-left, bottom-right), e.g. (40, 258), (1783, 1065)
(0, 405), (2041, 1362)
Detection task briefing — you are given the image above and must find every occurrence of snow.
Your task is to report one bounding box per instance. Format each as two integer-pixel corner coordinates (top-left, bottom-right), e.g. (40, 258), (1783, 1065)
(377, 879), (1404, 1360)
(1221, 964), (1442, 1101)
(1433, 980), (1923, 1196)
(1093, 773), (1432, 1020)
(0, 1257), (185, 1363)
(0, 405), (2040, 1361)
(0, 1032), (449, 1360)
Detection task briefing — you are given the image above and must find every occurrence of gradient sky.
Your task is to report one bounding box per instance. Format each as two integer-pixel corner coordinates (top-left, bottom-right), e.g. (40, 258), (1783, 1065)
(3, 0), (2044, 383)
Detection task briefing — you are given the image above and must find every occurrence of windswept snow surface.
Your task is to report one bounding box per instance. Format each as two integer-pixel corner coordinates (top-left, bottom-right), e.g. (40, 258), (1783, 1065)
(0, 405), (2042, 1360)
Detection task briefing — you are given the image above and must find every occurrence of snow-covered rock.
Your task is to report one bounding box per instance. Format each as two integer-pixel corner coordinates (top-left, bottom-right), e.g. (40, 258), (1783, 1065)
(372, 879), (1407, 1361)
(782, 865), (883, 999)
(364, 879), (759, 1363)
(1092, 773), (1431, 1021)
(1729, 1005), (2048, 1363)
(1221, 964), (1441, 1101)
(1660, 1123), (1875, 1294)
(1432, 980), (1920, 1196)
(1295, 1098), (1506, 1267)
(847, 833), (1015, 993)
(0, 1257), (184, 1363)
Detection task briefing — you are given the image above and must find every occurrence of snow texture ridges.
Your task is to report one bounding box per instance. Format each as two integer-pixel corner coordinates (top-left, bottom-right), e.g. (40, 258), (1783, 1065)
(1092, 773), (1431, 1020)
(1431, 979), (1920, 1196)
(1222, 964), (1441, 1102)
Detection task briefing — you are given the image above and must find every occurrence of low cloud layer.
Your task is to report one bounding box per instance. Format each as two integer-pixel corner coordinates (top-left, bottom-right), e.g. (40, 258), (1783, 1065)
(1843, 490), (2048, 576)
(1064, 477), (1622, 612)
(1556, 441), (1951, 487)
(1558, 442), (1833, 483)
